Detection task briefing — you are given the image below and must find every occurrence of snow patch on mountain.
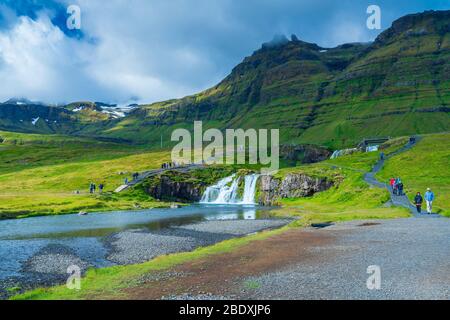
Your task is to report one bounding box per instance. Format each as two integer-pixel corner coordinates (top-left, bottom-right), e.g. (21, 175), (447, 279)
(73, 106), (84, 112)
(100, 104), (138, 119)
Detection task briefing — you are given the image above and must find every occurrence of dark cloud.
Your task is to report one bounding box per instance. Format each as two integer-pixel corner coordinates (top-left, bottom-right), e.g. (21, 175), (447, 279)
(0, 0), (448, 104)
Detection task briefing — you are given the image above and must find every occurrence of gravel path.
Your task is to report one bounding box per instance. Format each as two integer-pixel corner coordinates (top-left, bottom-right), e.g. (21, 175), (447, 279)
(363, 137), (440, 218)
(238, 218), (450, 300)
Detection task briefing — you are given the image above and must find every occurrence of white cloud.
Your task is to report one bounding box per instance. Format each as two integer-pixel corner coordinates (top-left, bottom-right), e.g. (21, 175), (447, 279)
(3, 0), (430, 104)
(0, 14), (104, 103)
(0, 1), (235, 104)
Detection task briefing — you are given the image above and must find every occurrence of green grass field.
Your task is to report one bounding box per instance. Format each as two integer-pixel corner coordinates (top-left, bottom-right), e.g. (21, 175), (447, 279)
(0, 131), (172, 218)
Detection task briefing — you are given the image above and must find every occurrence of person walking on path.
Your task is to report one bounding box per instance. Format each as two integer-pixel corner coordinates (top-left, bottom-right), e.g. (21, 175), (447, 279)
(393, 177), (402, 195)
(99, 183), (104, 193)
(389, 178), (395, 189)
(89, 182), (94, 194)
(424, 188), (435, 214)
(393, 179), (398, 195)
(414, 192), (423, 213)
(397, 181), (404, 196)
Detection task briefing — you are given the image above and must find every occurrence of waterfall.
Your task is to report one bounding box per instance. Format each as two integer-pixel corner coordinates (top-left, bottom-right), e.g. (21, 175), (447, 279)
(242, 174), (259, 204)
(200, 174), (260, 205)
(330, 150), (340, 159)
(330, 148), (360, 159)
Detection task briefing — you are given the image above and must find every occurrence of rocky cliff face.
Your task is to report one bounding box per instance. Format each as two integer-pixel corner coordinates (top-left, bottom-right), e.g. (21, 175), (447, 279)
(280, 144), (332, 164)
(258, 174), (334, 205)
(141, 167), (235, 203)
(143, 175), (206, 203)
(141, 168), (334, 205)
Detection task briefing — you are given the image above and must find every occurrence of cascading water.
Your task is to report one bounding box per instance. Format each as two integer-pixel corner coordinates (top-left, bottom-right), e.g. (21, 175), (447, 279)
(200, 174), (260, 205)
(241, 174), (259, 204)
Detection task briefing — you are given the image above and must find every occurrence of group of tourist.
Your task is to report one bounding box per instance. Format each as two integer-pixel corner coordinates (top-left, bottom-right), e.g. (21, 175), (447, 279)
(123, 172), (140, 185)
(389, 177), (404, 195)
(89, 182), (104, 194)
(389, 177), (436, 214)
(161, 162), (182, 169)
(414, 188), (435, 214)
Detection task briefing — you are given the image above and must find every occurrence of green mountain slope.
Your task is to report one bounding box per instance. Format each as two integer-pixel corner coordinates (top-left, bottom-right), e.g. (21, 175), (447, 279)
(102, 10), (450, 148)
(1, 10), (449, 148)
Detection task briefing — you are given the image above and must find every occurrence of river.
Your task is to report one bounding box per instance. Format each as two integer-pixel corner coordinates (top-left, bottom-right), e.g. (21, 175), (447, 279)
(0, 204), (289, 298)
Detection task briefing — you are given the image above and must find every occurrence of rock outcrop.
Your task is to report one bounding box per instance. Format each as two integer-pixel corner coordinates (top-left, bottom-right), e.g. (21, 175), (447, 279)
(280, 144), (332, 164)
(141, 167), (235, 203)
(258, 174), (334, 205)
(143, 175), (206, 202)
(142, 168), (334, 205)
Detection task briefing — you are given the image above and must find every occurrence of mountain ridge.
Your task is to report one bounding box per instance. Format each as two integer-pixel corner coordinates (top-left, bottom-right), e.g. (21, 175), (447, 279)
(1, 10), (449, 148)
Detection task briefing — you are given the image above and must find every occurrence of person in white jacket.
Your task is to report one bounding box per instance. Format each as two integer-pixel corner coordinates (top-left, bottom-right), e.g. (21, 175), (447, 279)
(424, 188), (435, 214)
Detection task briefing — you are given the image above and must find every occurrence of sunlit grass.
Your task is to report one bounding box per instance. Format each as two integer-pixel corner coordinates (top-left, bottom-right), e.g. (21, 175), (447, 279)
(0, 132), (172, 218)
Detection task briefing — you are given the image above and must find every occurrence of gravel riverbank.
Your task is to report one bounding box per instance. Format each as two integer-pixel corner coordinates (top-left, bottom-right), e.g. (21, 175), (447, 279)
(0, 218), (291, 299)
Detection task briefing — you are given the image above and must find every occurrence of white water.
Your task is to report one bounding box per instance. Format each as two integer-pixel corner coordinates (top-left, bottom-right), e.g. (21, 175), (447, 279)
(200, 174), (260, 205)
(330, 147), (360, 159)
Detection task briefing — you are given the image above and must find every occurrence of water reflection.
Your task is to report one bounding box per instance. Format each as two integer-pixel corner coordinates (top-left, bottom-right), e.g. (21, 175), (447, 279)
(244, 209), (256, 220)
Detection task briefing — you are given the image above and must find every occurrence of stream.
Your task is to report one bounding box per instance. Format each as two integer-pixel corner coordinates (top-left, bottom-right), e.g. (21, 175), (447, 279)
(0, 204), (289, 298)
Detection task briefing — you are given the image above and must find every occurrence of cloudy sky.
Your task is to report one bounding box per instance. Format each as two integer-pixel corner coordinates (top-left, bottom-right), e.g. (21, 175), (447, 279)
(0, 0), (448, 105)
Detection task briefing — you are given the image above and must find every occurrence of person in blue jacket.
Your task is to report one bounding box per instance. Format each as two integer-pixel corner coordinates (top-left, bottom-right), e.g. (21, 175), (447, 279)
(424, 188), (435, 214)
(414, 192), (423, 213)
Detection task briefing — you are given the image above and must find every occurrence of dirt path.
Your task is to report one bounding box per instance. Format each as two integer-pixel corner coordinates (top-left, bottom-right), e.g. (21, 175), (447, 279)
(122, 227), (338, 300)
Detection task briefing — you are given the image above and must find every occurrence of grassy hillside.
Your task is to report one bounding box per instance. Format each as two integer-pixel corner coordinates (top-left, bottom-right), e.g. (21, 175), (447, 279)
(1, 11), (448, 149)
(377, 132), (450, 216)
(271, 140), (412, 221)
(95, 10), (450, 149)
(0, 131), (171, 219)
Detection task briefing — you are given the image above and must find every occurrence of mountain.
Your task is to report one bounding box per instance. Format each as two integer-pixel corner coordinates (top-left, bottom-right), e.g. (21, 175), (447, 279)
(1, 10), (449, 148)
(0, 100), (135, 134)
(98, 10), (449, 148)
